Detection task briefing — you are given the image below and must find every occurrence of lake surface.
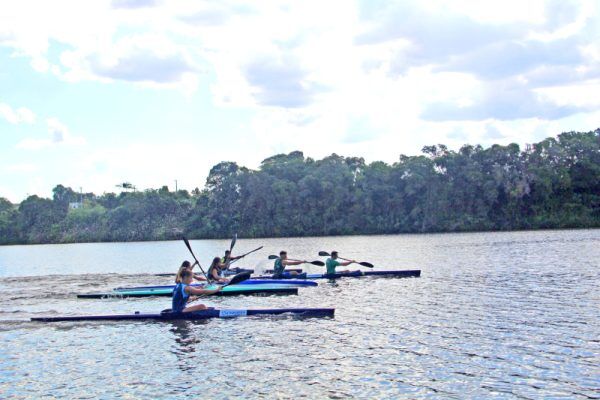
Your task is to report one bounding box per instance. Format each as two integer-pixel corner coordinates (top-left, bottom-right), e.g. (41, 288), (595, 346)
(1, 230), (599, 399)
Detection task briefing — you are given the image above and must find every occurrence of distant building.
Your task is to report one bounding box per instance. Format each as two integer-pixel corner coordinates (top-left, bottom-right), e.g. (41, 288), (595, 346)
(69, 202), (82, 209)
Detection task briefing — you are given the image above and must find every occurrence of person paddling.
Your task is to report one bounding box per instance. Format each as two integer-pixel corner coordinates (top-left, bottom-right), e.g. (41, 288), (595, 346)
(172, 269), (222, 313)
(272, 251), (306, 279)
(326, 251), (356, 275)
(221, 250), (243, 272)
(175, 260), (206, 283)
(207, 257), (230, 284)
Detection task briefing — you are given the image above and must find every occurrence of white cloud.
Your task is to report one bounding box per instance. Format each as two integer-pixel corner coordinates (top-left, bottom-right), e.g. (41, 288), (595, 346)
(4, 163), (38, 173)
(16, 118), (85, 150)
(1, 0), (600, 202)
(111, 0), (160, 9)
(0, 102), (36, 124)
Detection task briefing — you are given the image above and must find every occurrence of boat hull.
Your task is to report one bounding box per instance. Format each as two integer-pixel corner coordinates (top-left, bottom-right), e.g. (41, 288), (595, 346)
(31, 308), (335, 322)
(254, 269), (422, 280)
(78, 286), (298, 299)
(115, 279), (316, 292)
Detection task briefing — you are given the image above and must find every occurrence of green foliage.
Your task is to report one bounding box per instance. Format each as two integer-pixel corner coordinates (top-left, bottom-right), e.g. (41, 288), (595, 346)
(1, 129), (598, 244)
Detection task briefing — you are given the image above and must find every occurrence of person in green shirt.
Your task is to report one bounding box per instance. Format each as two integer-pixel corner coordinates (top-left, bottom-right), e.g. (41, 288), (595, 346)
(272, 251), (306, 279)
(221, 250), (242, 271)
(326, 251), (356, 275)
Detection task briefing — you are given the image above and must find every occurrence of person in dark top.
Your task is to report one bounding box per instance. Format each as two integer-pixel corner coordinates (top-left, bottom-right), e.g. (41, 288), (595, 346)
(207, 257), (230, 284)
(172, 269), (221, 313)
(221, 250), (243, 272)
(272, 251), (306, 278)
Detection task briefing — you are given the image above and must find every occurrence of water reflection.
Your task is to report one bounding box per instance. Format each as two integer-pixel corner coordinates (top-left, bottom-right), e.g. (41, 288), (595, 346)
(167, 320), (211, 373)
(0, 229), (598, 398)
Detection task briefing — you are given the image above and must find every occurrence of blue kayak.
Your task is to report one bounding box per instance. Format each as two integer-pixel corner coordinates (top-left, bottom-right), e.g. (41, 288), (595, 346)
(254, 269), (421, 280)
(114, 279), (317, 292)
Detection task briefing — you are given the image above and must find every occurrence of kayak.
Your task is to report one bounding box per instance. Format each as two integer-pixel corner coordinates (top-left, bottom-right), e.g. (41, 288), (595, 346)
(254, 269), (421, 280)
(114, 279), (317, 291)
(264, 268), (302, 274)
(223, 268), (254, 276)
(78, 285), (298, 299)
(31, 307), (335, 322)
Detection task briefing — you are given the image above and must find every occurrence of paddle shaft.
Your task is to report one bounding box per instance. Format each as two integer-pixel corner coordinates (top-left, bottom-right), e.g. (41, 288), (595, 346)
(183, 238), (209, 280)
(319, 251), (373, 268)
(230, 246), (263, 265)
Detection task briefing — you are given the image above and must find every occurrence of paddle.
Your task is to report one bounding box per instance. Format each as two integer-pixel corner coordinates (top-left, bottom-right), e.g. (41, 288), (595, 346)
(222, 233), (238, 271)
(187, 271), (251, 304)
(224, 271), (251, 286)
(229, 233), (237, 252)
(318, 251), (374, 268)
(230, 246), (264, 265)
(267, 255), (324, 266)
(182, 236), (209, 280)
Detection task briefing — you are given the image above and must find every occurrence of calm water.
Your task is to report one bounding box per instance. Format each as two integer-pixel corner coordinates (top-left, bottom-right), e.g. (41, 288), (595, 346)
(1, 230), (599, 399)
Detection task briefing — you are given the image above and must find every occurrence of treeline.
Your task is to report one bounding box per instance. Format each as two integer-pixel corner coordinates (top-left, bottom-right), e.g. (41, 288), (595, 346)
(1, 129), (599, 244)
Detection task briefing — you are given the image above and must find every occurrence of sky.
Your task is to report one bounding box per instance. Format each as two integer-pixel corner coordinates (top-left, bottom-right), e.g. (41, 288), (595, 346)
(1, 0), (599, 202)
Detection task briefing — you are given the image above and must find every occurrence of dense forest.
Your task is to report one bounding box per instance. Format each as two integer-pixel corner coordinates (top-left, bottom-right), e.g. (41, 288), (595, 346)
(1, 129), (598, 245)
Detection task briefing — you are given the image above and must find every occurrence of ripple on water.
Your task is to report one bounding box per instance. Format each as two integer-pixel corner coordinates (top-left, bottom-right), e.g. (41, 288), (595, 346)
(0, 229), (599, 398)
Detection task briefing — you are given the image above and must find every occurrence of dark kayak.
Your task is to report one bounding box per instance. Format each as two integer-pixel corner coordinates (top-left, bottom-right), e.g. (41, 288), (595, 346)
(31, 307), (335, 322)
(254, 269), (421, 280)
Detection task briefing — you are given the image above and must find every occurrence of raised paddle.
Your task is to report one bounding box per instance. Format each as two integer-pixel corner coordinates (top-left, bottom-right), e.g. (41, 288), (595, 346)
(229, 233), (237, 252)
(267, 255), (324, 266)
(318, 251), (374, 268)
(230, 246), (264, 265)
(182, 236), (209, 280)
(222, 233), (238, 270)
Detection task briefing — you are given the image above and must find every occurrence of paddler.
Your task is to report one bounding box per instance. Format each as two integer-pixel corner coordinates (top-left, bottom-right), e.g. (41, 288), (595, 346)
(172, 269), (222, 313)
(175, 260), (206, 283)
(221, 250), (243, 272)
(207, 257), (230, 284)
(326, 251), (356, 275)
(272, 251), (306, 279)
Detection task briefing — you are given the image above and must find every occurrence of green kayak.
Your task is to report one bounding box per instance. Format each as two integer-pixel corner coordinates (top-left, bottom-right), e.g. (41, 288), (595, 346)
(78, 284), (298, 299)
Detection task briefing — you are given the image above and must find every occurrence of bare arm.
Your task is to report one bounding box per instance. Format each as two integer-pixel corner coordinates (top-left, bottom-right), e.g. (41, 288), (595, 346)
(339, 260), (355, 267)
(283, 259), (305, 266)
(186, 286), (221, 296)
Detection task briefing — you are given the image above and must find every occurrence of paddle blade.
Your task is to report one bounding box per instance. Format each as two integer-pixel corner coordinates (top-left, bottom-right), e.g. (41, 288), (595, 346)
(183, 236), (192, 252)
(227, 271), (252, 286)
(359, 261), (374, 268)
(229, 233), (237, 252)
(318, 251), (330, 256)
(311, 261), (325, 266)
(268, 255), (278, 260)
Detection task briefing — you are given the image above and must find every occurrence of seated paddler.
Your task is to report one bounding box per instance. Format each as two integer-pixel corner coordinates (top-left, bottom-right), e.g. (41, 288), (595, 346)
(325, 251), (357, 275)
(207, 257), (230, 284)
(175, 260), (206, 283)
(272, 251), (306, 279)
(172, 269), (222, 313)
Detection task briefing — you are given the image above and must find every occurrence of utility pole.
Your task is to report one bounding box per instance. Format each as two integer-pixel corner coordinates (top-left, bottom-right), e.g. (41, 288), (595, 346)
(175, 180), (178, 192)
(80, 187), (83, 205)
